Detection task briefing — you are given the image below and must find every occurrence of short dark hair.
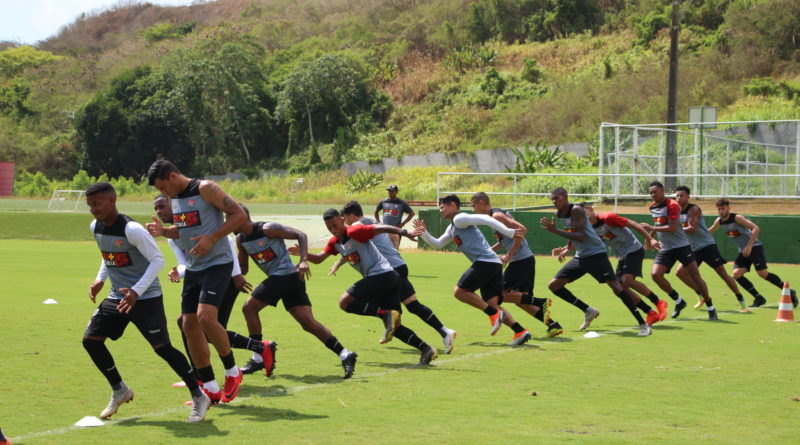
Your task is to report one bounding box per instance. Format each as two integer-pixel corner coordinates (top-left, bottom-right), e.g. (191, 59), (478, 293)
(470, 192), (490, 204)
(147, 160), (180, 185)
(86, 182), (115, 197)
(154, 193), (169, 201)
(551, 187), (567, 196)
(323, 208), (341, 220)
(575, 201), (589, 208)
(716, 198), (730, 207)
(648, 180), (664, 189)
(439, 194), (461, 208)
(676, 185), (690, 195)
(342, 200), (364, 217)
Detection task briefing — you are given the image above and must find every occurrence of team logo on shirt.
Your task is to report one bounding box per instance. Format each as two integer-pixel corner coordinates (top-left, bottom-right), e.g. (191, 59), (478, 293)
(494, 232), (503, 241)
(250, 248), (276, 264)
(344, 252), (361, 264)
(653, 216), (667, 225)
(454, 235), (463, 246)
(725, 230), (741, 237)
(102, 251), (132, 267)
(384, 209), (399, 216)
(681, 221), (688, 228)
(257, 240), (267, 247)
(600, 231), (616, 240)
(113, 239), (125, 248)
(564, 227), (575, 233)
(188, 199), (196, 208)
(174, 211), (201, 228)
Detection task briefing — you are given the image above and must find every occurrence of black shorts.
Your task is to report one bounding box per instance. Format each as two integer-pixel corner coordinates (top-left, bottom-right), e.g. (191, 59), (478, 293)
(555, 253), (616, 284)
(394, 264), (417, 301)
(85, 296), (170, 345)
(616, 247), (644, 279)
(251, 272), (312, 310)
(654, 245), (696, 272)
(503, 255), (535, 295)
(734, 244), (768, 271)
(182, 262), (234, 314)
(457, 261), (503, 303)
(693, 243), (727, 269)
(347, 271), (402, 311)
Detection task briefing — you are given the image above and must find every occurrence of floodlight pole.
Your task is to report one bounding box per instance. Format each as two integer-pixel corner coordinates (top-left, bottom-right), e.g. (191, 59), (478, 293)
(665, 0), (681, 191)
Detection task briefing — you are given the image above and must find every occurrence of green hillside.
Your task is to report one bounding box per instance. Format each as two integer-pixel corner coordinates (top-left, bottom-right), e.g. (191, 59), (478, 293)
(1, 0), (799, 180)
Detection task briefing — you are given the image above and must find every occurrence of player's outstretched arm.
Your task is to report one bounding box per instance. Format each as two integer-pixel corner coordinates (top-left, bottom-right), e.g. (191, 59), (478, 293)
(235, 238), (249, 276)
(413, 218), (453, 249)
(192, 180), (246, 257)
(683, 206), (702, 234)
(147, 215), (179, 239)
(625, 218), (657, 248)
(708, 217), (721, 233)
(540, 207), (587, 243)
(263, 222), (311, 279)
(735, 214), (760, 256)
(492, 211), (526, 259)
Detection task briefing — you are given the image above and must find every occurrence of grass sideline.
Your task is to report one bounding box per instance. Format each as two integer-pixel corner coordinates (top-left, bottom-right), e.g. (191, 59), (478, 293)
(1, 240), (799, 444)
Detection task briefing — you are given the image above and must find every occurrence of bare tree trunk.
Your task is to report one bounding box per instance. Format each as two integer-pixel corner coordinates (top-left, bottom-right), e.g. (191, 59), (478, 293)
(305, 101), (315, 145)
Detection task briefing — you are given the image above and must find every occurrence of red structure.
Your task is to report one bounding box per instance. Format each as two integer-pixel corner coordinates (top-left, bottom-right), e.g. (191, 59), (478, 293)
(0, 162), (14, 196)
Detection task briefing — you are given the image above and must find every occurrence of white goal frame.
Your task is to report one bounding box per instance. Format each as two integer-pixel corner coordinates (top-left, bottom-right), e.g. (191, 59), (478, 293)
(48, 189), (86, 212)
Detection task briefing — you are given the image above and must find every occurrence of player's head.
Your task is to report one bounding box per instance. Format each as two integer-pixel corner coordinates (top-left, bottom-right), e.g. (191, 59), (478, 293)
(239, 203), (251, 221)
(233, 203), (251, 235)
(147, 160), (183, 197)
(577, 201), (596, 219)
(153, 193), (172, 224)
(438, 194), (460, 219)
(550, 187), (568, 210)
(386, 184), (399, 199)
(470, 192), (492, 215)
(675, 185), (691, 206)
(323, 208), (346, 238)
(715, 198), (731, 218)
(86, 182), (117, 221)
(341, 200), (364, 225)
(648, 180), (666, 202)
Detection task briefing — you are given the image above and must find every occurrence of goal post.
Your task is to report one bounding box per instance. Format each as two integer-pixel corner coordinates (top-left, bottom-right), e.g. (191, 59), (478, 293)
(48, 189), (86, 212)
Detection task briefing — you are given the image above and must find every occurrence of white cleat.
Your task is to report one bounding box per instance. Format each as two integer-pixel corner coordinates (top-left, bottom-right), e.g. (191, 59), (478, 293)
(442, 328), (457, 354)
(187, 392), (211, 423)
(579, 306), (600, 331)
(637, 324), (652, 337)
(100, 385), (134, 419)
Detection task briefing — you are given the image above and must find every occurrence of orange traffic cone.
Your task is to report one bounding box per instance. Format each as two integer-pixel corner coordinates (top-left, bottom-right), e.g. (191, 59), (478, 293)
(774, 282), (796, 322)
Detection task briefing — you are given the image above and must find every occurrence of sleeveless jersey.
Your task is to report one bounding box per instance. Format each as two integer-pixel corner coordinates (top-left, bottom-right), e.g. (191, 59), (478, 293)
(237, 222), (297, 276)
(323, 225), (393, 277)
(593, 213), (641, 259)
(679, 204), (716, 251)
(376, 198), (411, 226)
(719, 213), (762, 251)
(491, 208), (533, 262)
(92, 214), (161, 300)
(447, 220), (501, 264)
(172, 179), (233, 271)
(359, 217), (405, 269)
(557, 204), (607, 258)
(649, 198), (690, 250)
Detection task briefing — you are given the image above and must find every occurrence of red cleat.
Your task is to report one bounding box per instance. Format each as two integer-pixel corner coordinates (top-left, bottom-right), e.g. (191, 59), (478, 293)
(645, 310), (660, 326)
(656, 300), (668, 321)
(221, 370), (243, 403)
(488, 310), (505, 336)
(261, 341), (277, 377)
(203, 387), (222, 405)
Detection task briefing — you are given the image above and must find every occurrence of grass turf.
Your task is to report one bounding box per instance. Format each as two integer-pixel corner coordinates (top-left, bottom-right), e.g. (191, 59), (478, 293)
(1, 240), (799, 444)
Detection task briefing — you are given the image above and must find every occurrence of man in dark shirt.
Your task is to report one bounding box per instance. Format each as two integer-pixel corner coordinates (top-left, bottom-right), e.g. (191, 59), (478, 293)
(375, 185), (415, 248)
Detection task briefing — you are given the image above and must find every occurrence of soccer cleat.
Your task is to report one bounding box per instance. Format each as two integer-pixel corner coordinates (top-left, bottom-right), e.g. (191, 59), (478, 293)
(546, 322), (564, 338)
(749, 297), (767, 308)
(0, 428), (11, 445)
(637, 324), (652, 337)
(541, 298), (553, 325)
(419, 346), (438, 366)
(442, 328), (457, 354)
(240, 357), (265, 375)
(380, 310), (401, 344)
(693, 298), (706, 309)
(187, 392), (211, 423)
(671, 299), (687, 318)
(645, 310), (660, 326)
(791, 289), (798, 308)
(656, 299), (668, 321)
(100, 385), (134, 419)
(171, 381), (187, 388)
(510, 330), (531, 346)
(261, 341), (277, 377)
(203, 388), (222, 405)
(579, 307), (600, 331)
(707, 308), (719, 321)
(221, 370), (243, 403)
(489, 309), (505, 336)
(342, 352), (358, 379)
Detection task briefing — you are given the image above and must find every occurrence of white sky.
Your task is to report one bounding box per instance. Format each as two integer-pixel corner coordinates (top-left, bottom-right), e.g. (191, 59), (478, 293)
(0, 0), (200, 45)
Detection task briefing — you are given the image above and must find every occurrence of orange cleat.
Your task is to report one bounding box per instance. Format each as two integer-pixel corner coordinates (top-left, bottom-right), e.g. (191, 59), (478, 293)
(656, 300), (668, 321)
(645, 310), (660, 326)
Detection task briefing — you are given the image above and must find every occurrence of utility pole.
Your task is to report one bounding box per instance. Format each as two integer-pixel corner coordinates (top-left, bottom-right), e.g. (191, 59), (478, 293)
(665, 0), (681, 190)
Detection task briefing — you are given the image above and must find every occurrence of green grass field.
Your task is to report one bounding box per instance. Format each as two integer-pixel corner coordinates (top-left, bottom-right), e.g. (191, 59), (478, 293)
(1, 240), (799, 444)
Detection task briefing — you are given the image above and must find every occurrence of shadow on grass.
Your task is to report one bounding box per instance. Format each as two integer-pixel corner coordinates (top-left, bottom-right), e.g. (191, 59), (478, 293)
(467, 341), (541, 350)
(213, 404), (328, 423)
(278, 373), (345, 385)
(116, 417), (229, 437)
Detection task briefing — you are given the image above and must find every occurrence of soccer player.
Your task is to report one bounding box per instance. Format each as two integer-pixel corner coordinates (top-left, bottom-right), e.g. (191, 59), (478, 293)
(581, 203), (667, 325)
(641, 181), (718, 321)
(469, 192), (565, 338)
(235, 205), (358, 378)
(146, 160), (245, 404)
(673, 187), (749, 311)
(335, 200), (458, 353)
(414, 194), (533, 345)
(152, 195), (277, 383)
(374, 185), (415, 249)
(541, 188), (653, 335)
(297, 209), (439, 365)
(709, 198), (797, 307)
(83, 182), (211, 423)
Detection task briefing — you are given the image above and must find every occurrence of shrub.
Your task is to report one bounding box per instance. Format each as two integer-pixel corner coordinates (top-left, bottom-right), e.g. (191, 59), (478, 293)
(344, 169), (384, 193)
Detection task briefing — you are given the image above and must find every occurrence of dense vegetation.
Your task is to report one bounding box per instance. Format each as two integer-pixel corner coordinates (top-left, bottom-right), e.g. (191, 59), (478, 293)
(1, 0), (799, 181)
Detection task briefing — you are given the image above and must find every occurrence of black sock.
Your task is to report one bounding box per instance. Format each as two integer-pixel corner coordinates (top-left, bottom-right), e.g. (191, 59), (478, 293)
(736, 276), (764, 298)
(196, 365), (215, 384)
(646, 292), (660, 304)
(154, 344), (201, 392)
(705, 297), (714, 307)
(533, 310), (545, 322)
(393, 325), (427, 351)
(483, 306), (498, 316)
(345, 300), (382, 317)
(668, 290), (680, 301)
(552, 287), (589, 312)
(220, 351), (236, 370)
(617, 290), (646, 325)
(636, 300), (653, 313)
(510, 322), (525, 334)
(735, 293), (745, 303)
(228, 331), (264, 353)
(324, 335), (345, 355)
(83, 338), (123, 388)
(766, 273), (785, 289)
(177, 316), (195, 370)
(406, 300), (445, 334)
(520, 293), (535, 305)
(250, 333), (263, 341)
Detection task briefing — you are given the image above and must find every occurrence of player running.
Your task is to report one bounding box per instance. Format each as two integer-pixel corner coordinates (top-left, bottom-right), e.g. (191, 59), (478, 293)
(469, 192), (565, 338)
(641, 181), (718, 321)
(83, 182), (211, 423)
(710, 198), (797, 308)
(414, 194), (533, 346)
(235, 205), (358, 378)
(542, 188), (653, 336)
